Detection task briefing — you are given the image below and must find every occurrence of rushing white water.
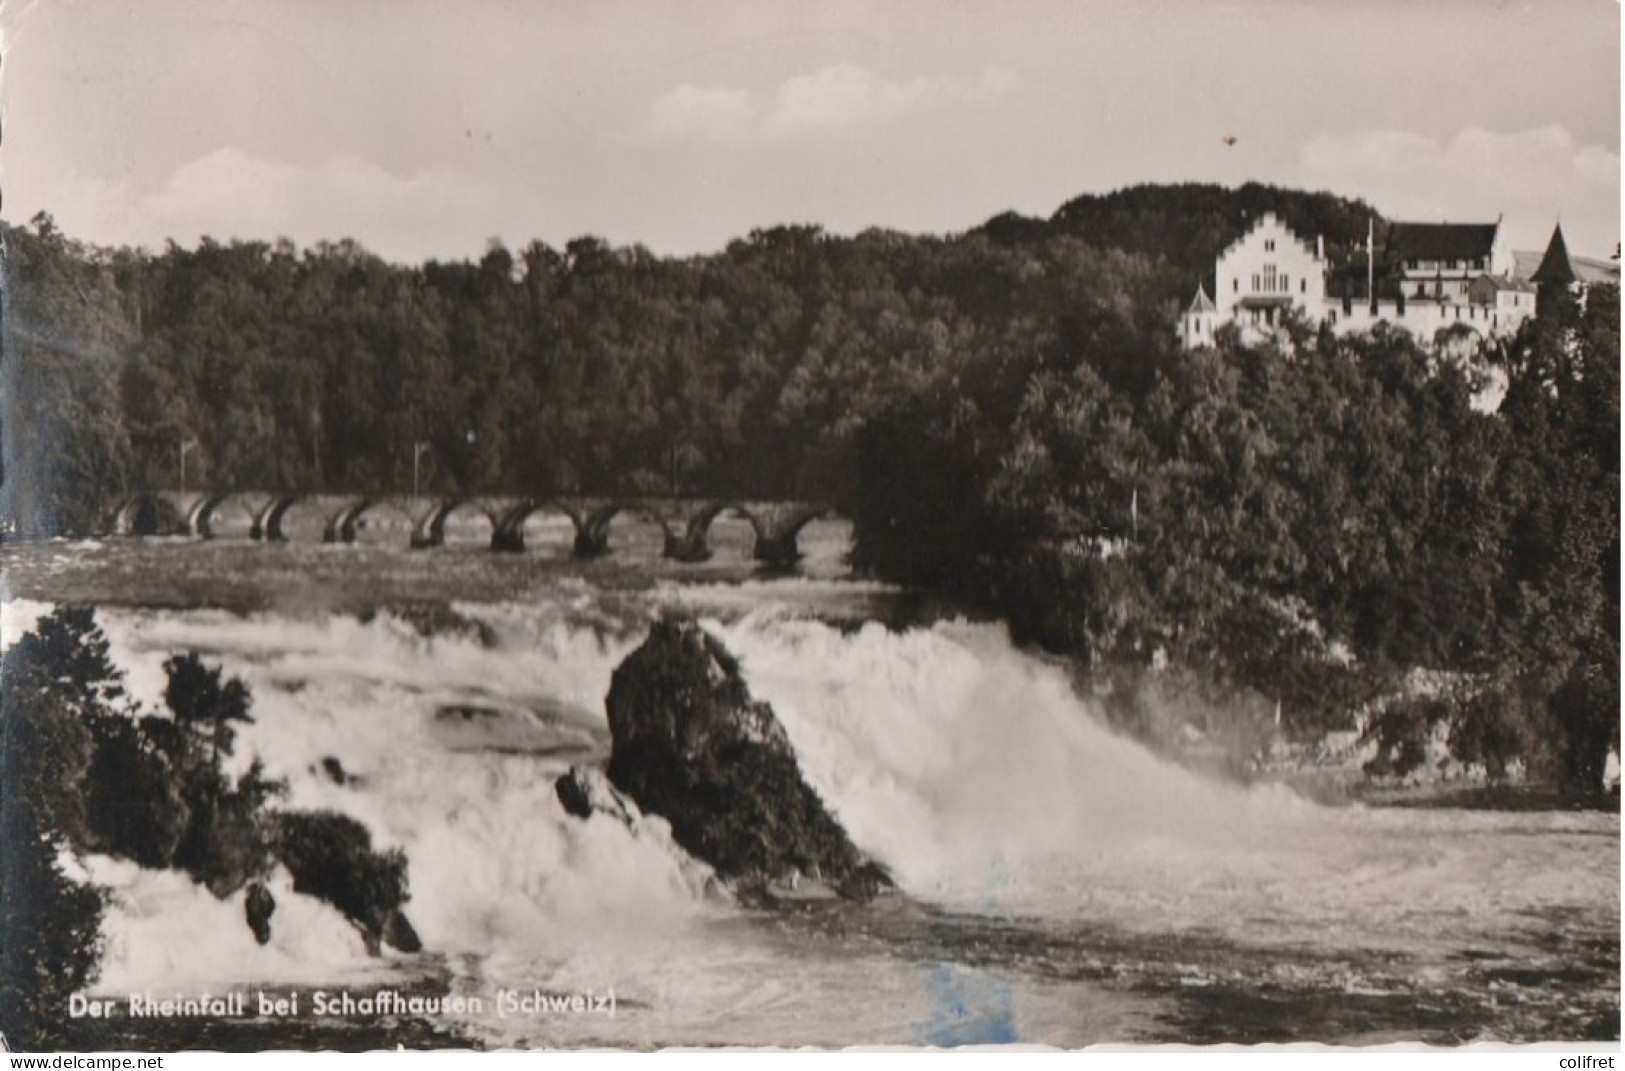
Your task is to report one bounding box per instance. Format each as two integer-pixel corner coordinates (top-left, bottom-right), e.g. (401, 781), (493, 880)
(93, 600), (1321, 924)
(712, 614), (1311, 900)
(705, 614), (1614, 955)
(0, 595), (52, 650)
(3, 567), (1617, 1045)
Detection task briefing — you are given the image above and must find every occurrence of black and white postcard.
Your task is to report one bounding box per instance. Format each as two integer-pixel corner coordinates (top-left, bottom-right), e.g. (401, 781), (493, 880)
(0, 0), (1618, 1053)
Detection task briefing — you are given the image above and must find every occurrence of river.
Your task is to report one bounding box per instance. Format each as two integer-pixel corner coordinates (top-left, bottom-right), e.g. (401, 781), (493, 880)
(1, 519), (1617, 1048)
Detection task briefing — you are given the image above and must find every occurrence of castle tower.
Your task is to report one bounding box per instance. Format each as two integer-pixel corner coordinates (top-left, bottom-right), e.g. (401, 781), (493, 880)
(1179, 284), (1217, 349)
(1531, 223), (1577, 287)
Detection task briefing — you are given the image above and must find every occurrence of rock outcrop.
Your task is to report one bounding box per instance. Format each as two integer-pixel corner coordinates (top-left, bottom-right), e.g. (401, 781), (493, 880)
(272, 811), (422, 955)
(553, 763), (730, 902)
(555, 765), (638, 824)
(244, 881), (276, 945)
(316, 756), (358, 787)
(599, 617), (892, 903)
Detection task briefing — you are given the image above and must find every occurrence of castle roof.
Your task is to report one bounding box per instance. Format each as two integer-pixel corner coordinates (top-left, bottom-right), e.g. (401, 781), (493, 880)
(1473, 273), (1536, 294)
(1186, 285), (1215, 313)
(1531, 224), (1576, 285)
(1385, 221), (1499, 263)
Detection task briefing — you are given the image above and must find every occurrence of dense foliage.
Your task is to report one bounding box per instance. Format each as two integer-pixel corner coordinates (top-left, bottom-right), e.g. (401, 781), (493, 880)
(849, 284), (1619, 793)
(0, 609), (290, 1045)
(0, 610), (420, 1044)
(0, 611), (110, 1046)
(1, 181), (1616, 792)
(1, 182), (1376, 528)
(272, 812), (412, 953)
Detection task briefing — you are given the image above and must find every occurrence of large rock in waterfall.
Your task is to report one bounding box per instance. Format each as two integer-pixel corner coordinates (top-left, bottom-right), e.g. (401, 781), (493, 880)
(600, 617), (892, 903)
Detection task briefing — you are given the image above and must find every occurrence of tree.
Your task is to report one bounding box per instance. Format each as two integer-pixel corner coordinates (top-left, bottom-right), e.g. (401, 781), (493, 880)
(162, 652), (254, 765)
(0, 611), (110, 1046)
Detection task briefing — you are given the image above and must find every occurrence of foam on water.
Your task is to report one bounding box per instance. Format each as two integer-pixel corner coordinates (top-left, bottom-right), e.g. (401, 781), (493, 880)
(88, 600), (1331, 948)
(76, 856), (388, 992)
(11, 584), (1614, 1043)
(708, 614), (1315, 904)
(85, 602), (716, 1000)
(1, 595), (54, 651)
(707, 613), (1616, 952)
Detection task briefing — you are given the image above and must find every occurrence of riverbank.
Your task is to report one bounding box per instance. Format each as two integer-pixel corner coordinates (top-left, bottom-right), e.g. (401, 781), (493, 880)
(1229, 747), (1619, 812)
(1084, 673), (1622, 812)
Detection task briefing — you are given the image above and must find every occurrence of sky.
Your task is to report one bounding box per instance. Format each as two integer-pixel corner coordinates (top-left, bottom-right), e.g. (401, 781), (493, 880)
(1, 0), (1618, 264)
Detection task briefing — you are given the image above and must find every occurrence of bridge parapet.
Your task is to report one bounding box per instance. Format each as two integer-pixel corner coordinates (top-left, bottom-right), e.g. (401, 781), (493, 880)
(326, 496), (502, 545)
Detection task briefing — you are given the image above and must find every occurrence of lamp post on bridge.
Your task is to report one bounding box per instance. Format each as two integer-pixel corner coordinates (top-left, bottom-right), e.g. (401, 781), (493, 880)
(413, 441), (432, 499)
(179, 438), (198, 496)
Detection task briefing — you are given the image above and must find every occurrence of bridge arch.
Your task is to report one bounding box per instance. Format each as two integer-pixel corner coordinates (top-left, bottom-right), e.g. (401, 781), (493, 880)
(664, 501), (762, 563)
(489, 499), (585, 554)
(188, 491), (267, 538)
(252, 495), (304, 541)
(410, 499), (500, 548)
(323, 498), (417, 544)
(571, 502), (679, 559)
(751, 506), (835, 567)
(115, 493), (185, 536)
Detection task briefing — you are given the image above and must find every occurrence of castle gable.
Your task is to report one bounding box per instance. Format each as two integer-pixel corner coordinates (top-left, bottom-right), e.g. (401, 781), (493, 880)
(1213, 213), (1327, 326)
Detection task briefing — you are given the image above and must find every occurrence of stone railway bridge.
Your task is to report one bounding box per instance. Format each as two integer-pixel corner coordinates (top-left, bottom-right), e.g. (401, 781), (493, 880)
(113, 490), (842, 566)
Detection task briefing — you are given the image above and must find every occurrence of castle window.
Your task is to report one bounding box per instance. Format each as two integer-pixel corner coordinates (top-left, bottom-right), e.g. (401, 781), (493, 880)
(1265, 239), (1276, 252)
(1300, 279), (1306, 293)
(1262, 264), (1276, 292)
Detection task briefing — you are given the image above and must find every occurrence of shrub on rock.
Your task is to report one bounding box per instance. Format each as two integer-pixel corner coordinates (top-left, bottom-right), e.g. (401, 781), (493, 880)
(82, 713), (189, 869)
(272, 811), (416, 954)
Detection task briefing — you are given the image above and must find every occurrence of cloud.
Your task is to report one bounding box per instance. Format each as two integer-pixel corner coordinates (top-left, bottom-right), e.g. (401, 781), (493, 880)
(45, 149), (508, 262)
(644, 85), (758, 144)
(642, 64), (1016, 145)
(1297, 125), (1619, 253)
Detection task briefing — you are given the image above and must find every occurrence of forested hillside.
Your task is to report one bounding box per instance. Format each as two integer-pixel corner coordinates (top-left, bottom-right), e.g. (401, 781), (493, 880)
(983, 181), (1382, 299)
(1, 182), (1616, 792)
(847, 286), (1618, 793)
(1, 182), (1377, 529)
(0, 210), (1159, 520)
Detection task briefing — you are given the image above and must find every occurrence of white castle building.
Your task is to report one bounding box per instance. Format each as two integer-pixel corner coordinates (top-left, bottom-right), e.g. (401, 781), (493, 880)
(1177, 213), (1562, 351)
